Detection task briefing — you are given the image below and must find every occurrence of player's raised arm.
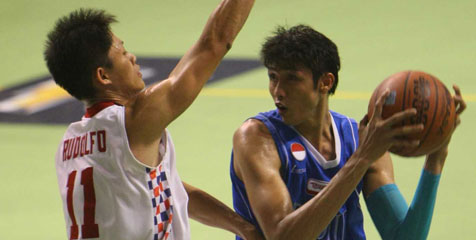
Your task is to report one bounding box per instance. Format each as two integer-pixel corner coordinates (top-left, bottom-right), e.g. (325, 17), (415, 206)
(125, 0), (254, 166)
(132, 0), (255, 130)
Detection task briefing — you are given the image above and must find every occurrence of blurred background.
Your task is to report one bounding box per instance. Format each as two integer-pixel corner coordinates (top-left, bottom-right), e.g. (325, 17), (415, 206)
(0, 0), (474, 239)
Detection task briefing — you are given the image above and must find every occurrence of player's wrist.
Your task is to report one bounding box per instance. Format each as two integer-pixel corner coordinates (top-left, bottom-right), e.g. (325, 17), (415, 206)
(424, 144), (448, 174)
(423, 155), (446, 175)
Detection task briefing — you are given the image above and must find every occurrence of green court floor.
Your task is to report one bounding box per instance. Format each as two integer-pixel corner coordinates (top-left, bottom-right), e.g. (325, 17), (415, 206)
(1, 0), (475, 239)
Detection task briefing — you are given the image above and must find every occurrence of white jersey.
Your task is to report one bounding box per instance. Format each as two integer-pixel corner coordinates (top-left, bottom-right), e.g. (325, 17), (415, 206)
(55, 102), (190, 240)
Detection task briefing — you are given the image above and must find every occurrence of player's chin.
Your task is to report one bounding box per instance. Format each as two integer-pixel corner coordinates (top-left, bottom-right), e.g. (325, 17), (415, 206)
(136, 77), (145, 89)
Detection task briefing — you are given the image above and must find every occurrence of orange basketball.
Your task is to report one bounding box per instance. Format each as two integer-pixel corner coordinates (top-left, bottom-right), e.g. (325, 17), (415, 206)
(367, 71), (456, 157)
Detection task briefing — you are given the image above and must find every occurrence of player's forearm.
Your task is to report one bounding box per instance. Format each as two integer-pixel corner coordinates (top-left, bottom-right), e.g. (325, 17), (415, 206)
(163, 0), (255, 122)
(366, 170), (441, 240)
(184, 182), (257, 238)
(270, 155), (372, 240)
(199, 0), (255, 53)
(168, 0), (254, 78)
(395, 170), (440, 240)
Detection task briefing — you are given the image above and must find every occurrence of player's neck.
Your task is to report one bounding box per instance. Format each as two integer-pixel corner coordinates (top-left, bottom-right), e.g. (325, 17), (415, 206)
(294, 99), (333, 152)
(85, 90), (134, 108)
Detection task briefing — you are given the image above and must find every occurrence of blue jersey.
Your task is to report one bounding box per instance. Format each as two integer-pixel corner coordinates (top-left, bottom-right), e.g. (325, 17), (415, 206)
(230, 110), (366, 240)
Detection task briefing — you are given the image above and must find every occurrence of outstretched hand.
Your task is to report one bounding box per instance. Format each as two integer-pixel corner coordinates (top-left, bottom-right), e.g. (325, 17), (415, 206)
(357, 89), (424, 163)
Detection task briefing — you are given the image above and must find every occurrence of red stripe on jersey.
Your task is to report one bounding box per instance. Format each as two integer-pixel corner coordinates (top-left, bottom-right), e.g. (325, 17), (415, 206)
(84, 102), (116, 118)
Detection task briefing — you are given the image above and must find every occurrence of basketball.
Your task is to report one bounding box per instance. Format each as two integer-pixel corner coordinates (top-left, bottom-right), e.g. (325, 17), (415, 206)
(367, 71), (456, 157)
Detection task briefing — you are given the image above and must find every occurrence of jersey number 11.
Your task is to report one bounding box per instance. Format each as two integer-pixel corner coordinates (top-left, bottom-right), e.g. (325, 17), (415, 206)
(66, 167), (99, 239)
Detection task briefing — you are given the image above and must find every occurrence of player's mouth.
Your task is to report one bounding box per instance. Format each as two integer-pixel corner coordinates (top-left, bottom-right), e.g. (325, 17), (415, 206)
(137, 65), (143, 78)
(276, 102), (287, 114)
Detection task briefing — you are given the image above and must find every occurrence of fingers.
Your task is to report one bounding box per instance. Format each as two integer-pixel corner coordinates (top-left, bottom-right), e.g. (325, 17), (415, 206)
(390, 123), (424, 137)
(383, 108), (418, 127)
(453, 85), (466, 115)
(453, 84), (462, 96)
(372, 88), (390, 121)
(390, 139), (420, 149)
(359, 114), (369, 128)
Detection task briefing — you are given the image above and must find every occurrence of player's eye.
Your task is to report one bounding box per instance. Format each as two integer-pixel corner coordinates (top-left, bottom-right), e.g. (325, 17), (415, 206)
(268, 73), (277, 81)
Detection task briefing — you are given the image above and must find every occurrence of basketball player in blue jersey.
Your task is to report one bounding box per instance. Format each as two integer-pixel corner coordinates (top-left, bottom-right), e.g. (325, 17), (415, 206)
(230, 25), (466, 240)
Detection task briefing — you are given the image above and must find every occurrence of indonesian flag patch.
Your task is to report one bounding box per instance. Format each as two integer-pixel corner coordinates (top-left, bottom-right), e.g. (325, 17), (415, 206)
(291, 143), (306, 161)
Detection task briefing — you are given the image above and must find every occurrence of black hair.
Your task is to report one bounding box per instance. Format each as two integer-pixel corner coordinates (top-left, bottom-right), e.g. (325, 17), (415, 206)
(260, 25), (340, 94)
(44, 8), (117, 100)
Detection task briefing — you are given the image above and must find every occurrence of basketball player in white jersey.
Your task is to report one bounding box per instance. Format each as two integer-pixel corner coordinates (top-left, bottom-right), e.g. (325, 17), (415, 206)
(44, 1), (261, 239)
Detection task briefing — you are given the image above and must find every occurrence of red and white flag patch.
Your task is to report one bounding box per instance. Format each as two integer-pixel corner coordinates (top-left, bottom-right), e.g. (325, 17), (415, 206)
(291, 143), (306, 161)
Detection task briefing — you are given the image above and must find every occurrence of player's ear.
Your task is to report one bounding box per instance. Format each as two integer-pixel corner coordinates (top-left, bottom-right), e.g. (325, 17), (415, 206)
(94, 67), (112, 86)
(318, 72), (335, 94)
